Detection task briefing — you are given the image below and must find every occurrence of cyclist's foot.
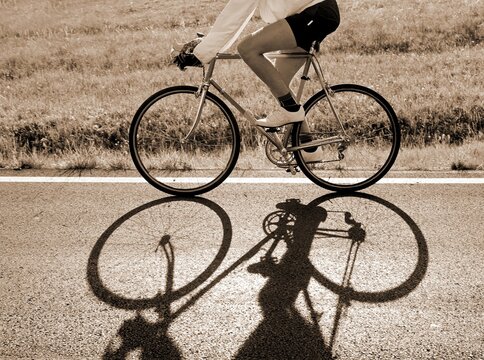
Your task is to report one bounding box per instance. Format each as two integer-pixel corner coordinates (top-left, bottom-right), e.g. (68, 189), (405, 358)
(256, 107), (304, 128)
(301, 147), (324, 163)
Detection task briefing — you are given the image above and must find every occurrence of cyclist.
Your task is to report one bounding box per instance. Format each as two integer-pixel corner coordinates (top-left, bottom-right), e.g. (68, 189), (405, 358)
(174, 0), (340, 128)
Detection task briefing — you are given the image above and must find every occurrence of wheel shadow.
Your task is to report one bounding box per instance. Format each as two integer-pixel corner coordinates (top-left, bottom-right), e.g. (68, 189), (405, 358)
(87, 196), (233, 359)
(235, 193), (428, 359)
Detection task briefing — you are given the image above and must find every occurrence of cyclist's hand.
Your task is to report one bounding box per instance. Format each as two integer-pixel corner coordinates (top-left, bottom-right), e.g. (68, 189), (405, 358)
(173, 52), (202, 71)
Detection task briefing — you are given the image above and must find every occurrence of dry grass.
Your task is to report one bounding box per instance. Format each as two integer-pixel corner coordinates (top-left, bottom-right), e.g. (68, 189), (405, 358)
(395, 140), (483, 171)
(0, 0), (482, 170)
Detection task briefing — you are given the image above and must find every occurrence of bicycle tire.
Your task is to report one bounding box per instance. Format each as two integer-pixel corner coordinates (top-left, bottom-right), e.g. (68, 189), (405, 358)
(293, 84), (400, 192)
(129, 86), (240, 196)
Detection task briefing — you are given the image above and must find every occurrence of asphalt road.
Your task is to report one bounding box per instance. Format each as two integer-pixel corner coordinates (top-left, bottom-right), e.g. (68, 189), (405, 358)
(1, 176), (483, 359)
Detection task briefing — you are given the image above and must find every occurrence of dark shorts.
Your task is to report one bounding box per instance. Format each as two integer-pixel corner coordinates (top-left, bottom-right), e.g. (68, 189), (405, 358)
(286, 0), (340, 51)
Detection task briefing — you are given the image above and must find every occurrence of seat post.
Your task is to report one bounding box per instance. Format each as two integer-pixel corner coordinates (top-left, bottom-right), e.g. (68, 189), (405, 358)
(308, 40), (320, 55)
(295, 51), (314, 103)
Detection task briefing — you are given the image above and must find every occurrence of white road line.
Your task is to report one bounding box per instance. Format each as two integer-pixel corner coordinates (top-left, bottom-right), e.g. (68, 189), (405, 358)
(0, 177), (482, 184)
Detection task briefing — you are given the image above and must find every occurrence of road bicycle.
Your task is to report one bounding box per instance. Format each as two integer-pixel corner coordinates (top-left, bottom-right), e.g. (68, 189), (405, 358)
(129, 41), (400, 196)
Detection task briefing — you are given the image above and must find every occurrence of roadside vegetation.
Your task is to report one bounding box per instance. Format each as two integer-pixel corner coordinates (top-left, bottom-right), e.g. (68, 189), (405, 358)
(0, 0), (482, 171)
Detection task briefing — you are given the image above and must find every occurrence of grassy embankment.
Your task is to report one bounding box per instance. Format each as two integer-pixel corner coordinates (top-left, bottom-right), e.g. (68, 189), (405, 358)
(0, 0), (482, 171)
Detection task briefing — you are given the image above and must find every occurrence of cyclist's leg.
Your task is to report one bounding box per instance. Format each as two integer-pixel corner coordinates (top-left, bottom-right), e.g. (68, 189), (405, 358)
(237, 19), (298, 98)
(274, 53), (310, 134)
(273, 54), (317, 157)
(274, 50), (306, 90)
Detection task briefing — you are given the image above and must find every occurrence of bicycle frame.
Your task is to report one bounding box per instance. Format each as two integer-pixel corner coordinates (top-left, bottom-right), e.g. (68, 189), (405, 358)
(188, 42), (348, 171)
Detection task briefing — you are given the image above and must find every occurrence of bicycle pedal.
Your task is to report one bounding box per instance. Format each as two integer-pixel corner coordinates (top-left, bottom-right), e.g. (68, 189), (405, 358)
(286, 166), (300, 174)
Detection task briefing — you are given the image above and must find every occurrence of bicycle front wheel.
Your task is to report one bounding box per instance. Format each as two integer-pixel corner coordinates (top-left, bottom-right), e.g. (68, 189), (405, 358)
(293, 84), (400, 192)
(129, 86), (240, 196)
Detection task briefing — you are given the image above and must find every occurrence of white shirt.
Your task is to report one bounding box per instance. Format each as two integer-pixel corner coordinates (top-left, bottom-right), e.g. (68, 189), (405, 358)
(193, 0), (324, 63)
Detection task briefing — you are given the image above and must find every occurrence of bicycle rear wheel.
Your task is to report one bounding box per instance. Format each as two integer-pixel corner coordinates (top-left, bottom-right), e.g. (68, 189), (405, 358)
(293, 84), (400, 192)
(129, 86), (240, 196)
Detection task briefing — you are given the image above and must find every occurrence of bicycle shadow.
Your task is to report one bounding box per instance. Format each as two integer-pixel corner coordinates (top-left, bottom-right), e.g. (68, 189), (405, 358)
(235, 193), (428, 359)
(86, 193), (428, 359)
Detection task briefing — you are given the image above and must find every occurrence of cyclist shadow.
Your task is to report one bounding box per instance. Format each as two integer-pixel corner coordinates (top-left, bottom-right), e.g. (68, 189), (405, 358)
(237, 199), (331, 359)
(235, 193), (428, 360)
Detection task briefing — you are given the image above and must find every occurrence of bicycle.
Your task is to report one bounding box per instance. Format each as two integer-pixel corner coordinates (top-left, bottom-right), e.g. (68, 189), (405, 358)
(129, 41), (400, 196)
